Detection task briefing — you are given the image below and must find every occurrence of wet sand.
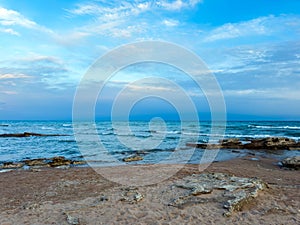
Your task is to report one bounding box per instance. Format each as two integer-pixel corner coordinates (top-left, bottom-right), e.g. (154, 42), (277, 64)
(0, 156), (299, 225)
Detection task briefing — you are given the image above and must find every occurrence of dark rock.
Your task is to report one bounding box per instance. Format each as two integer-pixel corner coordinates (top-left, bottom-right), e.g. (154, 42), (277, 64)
(0, 124), (9, 127)
(100, 195), (109, 201)
(122, 155), (143, 162)
(0, 132), (68, 138)
(186, 142), (221, 149)
(281, 156), (300, 170)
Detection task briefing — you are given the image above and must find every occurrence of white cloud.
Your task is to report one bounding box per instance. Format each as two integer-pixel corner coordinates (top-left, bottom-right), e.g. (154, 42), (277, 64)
(204, 16), (269, 42)
(53, 31), (91, 46)
(162, 19), (179, 27)
(224, 88), (300, 100)
(0, 91), (18, 95)
(0, 7), (53, 35)
(69, 0), (202, 17)
(157, 0), (202, 11)
(157, 0), (184, 10)
(0, 73), (31, 79)
(204, 15), (300, 42)
(0, 28), (19, 36)
(68, 2), (148, 20)
(67, 0), (202, 38)
(0, 7), (37, 28)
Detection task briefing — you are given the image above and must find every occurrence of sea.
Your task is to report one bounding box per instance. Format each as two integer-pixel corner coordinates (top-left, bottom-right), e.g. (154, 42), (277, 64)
(0, 121), (299, 166)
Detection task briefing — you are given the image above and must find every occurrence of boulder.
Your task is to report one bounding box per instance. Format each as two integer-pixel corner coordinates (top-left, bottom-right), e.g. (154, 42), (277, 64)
(281, 156), (300, 170)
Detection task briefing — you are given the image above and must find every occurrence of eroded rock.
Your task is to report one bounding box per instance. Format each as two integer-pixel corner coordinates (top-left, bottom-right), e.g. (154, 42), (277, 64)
(24, 158), (48, 167)
(0, 162), (24, 169)
(122, 155), (143, 162)
(281, 156), (300, 170)
(187, 137), (300, 150)
(170, 173), (267, 216)
(49, 156), (72, 167)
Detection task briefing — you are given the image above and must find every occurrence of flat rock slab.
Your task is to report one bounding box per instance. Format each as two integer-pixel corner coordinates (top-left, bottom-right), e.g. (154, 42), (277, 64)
(170, 173), (267, 216)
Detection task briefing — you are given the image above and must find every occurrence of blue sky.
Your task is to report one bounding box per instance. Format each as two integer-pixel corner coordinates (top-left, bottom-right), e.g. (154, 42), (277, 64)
(0, 0), (300, 120)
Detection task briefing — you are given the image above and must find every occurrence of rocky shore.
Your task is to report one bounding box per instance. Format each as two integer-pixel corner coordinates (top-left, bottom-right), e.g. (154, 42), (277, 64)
(0, 156), (86, 170)
(0, 157), (299, 224)
(187, 137), (300, 150)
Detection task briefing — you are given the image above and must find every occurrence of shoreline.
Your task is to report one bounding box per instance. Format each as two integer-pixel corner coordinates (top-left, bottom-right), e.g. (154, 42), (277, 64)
(0, 156), (299, 224)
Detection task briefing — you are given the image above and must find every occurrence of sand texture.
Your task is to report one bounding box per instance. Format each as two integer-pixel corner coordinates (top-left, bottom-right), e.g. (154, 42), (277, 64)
(0, 157), (299, 225)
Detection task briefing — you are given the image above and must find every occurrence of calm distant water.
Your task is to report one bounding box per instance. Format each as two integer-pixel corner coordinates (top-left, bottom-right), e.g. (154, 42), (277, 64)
(0, 121), (299, 165)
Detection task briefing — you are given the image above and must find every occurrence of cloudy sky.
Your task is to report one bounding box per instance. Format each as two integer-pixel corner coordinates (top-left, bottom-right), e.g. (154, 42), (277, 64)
(0, 0), (300, 120)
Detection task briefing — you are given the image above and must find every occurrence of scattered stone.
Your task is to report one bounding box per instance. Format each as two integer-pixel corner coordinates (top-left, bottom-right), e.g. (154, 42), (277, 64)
(0, 162), (24, 169)
(122, 155), (143, 162)
(187, 137), (300, 150)
(22, 203), (40, 210)
(65, 213), (79, 225)
(120, 187), (144, 204)
(170, 173), (267, 216)
(100, 195), (109, 201)
(281, 156), (300, 170)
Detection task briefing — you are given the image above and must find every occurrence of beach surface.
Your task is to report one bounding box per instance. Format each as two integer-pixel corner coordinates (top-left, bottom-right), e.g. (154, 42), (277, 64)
(0, 156), (299, 225)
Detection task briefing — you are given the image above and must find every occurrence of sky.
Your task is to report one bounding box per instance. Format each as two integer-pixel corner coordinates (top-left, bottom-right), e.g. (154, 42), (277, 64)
(0, 0), (300, 120)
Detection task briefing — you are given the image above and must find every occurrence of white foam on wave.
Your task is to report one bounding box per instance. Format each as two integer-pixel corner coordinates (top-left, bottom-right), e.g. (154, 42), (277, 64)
(248, 125), (300, 130)
(41, 126), (55, 130)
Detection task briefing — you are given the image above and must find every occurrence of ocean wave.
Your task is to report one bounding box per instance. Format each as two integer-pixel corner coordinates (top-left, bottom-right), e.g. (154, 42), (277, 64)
(155, 130), (181, 134)
(41, 126), (55, 130)
(182, 132), (199, 136)
(100, 132), (116, 135)
(248, 125), (300, 130)
(62, 124), (72, 127)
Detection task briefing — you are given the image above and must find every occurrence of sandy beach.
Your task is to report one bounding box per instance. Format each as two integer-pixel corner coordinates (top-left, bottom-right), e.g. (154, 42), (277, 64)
(0, 156), (299, 225)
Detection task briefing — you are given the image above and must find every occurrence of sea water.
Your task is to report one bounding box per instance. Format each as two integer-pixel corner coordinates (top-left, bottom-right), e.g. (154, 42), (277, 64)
(0, 121), (299, 165)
